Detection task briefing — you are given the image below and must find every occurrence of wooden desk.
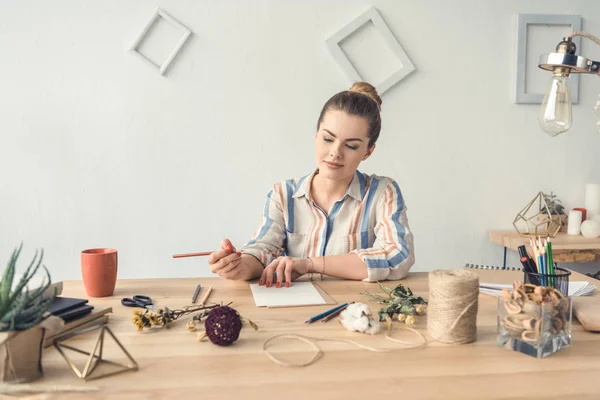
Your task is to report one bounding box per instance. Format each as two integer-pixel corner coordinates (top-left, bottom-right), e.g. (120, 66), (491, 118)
(30, 274), (600, 399)
(489, 230), (600, 267)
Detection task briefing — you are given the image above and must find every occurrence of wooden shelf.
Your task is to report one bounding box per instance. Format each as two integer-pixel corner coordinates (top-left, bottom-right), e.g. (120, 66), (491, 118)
(489, 230), (600, 262)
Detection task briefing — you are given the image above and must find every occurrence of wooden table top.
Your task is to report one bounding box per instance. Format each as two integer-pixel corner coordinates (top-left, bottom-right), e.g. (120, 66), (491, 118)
(489, 230), (600, 262)
(29, 273), (600, 399)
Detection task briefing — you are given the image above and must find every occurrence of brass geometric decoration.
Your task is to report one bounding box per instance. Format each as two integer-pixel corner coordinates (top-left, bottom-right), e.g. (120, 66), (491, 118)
(53, 324), (138, 381)
(513, 191), (561, 237)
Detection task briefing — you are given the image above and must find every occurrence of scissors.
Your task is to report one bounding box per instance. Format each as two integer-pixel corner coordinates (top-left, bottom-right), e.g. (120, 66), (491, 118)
(121, 295), (157, 311)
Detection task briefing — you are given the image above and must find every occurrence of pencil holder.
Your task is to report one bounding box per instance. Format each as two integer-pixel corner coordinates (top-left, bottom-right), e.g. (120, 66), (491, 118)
(497, 287), (572, 359)
(523, 266), (571, 296)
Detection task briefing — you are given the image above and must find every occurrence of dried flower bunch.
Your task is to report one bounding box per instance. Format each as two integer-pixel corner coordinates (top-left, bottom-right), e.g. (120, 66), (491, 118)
(196, 306), (258, 346)
(0, 244), (56, 331)
(500, 282), (568, 343)
(132, 304), (219, 332)
(364, 283), (427, 324)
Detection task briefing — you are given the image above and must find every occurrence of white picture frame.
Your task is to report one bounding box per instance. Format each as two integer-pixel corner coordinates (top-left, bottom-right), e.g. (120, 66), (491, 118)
(515, 14), (581, 104)
(326, 7), (415, 95)
(130, 9), (192, 76)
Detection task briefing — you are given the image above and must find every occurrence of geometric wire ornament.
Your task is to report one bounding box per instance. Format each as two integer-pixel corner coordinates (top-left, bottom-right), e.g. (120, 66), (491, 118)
(129, 8), (192, 76)
(53, 324), (138, 381)
(325, 7), (415, 95)
(513, 191), (562, 237)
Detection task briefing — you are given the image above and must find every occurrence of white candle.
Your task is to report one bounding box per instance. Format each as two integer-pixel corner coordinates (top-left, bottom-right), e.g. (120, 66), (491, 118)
(585, 184), (600, 219)
(581, 220), (600, 239)
(567, 209), (583, 235)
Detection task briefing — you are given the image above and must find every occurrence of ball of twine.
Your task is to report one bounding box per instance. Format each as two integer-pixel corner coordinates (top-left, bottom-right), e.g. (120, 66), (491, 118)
(427, 269), (479, 344)
(205, 306), (242, 346)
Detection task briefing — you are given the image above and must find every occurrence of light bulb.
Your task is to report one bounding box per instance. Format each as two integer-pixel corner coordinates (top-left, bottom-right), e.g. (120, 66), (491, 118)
(539, 74), (572, 136)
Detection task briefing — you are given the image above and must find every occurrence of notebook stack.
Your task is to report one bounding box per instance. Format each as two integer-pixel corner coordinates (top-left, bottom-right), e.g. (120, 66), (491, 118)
(44, 296), (112, 348)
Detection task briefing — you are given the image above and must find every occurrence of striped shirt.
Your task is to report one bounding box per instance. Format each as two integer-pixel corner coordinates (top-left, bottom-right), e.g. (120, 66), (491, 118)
(240, 170), (415, 281)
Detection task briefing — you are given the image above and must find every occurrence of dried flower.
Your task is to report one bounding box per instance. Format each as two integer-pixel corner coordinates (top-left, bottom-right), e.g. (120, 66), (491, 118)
(131, 304), (220, 332)
(415, 304), (426, 315)
(397, 313), (406, 322)
(405, 315), (416, 326)
(364, 282), (428, 322)
(186, 321), (197, 332)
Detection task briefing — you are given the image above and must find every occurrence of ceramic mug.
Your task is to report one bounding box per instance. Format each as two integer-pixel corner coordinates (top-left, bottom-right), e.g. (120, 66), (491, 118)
(81, 248), (118, 297)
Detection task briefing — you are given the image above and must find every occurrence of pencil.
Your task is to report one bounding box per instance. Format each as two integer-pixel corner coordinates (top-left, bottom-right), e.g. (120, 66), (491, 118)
(200, 287), (213, 305)
(320, 302), (354, 322)
(547, 240), (554, 286)
(173, 252), (213, 258)
(191, 284), (202, 303)
(305, 303), (349, 324)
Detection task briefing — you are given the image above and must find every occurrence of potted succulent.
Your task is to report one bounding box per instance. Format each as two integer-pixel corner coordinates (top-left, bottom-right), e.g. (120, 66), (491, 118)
(541, 192), (568, 233)
(0, 244), (56, 383)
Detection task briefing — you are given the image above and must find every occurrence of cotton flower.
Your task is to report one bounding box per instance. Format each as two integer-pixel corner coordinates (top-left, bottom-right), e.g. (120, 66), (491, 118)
(339, 303), (381, 335)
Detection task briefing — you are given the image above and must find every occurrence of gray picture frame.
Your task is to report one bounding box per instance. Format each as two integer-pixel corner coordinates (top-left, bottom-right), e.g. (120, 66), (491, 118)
(515, 14), (581, 104)
(326, 7), (415, 95)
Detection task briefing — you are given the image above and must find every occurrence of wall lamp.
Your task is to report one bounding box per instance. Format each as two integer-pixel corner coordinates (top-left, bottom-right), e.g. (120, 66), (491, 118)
(538, 32), (600, 136)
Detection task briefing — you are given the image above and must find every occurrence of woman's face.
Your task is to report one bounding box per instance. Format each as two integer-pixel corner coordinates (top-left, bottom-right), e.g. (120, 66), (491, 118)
(315, 109), (374, 182)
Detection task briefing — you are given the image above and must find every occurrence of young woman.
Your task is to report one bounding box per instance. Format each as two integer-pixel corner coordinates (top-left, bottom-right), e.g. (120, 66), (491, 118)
(207, 82), (414, 286)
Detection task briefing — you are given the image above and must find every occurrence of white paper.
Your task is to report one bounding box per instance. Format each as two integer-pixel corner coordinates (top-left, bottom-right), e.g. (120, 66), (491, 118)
(479, 281), (596, 297)
(249, 282), (327, 307)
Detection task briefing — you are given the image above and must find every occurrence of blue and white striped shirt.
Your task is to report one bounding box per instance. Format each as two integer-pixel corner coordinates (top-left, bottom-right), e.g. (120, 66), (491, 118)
(240, 170), (415, 281)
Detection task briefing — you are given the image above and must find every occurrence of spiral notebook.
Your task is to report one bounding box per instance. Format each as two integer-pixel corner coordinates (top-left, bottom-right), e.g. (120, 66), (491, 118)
(464, 264), (596, 297)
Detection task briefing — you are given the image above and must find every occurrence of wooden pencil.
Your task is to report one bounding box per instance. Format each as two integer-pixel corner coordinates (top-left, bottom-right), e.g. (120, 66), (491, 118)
(200, 287), (213, 305)
(173, 252), (213, 258)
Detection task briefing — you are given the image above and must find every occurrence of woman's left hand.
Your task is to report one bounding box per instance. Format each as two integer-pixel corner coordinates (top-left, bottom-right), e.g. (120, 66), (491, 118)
(259, 257), (312, 288)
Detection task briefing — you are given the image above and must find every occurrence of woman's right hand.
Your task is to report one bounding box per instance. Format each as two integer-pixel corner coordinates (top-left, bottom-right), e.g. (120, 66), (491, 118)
(207, 239), (243, 280)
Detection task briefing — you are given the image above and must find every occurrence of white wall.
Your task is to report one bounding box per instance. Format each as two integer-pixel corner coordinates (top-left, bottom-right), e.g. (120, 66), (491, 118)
(1, 0), (599, 281)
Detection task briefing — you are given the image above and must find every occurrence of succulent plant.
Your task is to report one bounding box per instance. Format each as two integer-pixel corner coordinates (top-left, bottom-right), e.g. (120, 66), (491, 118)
(541, 192), (565, 215)
(0, 244), (56, 331)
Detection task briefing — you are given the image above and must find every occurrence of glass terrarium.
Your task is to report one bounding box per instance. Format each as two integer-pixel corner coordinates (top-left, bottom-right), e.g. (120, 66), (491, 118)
(497, 284), (572, 358)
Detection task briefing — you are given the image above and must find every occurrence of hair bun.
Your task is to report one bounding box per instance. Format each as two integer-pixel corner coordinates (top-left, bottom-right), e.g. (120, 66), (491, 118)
(349, 82), (382, 109)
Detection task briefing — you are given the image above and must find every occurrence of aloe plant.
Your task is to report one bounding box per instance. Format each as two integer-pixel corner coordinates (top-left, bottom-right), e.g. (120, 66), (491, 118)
(0, 244), (56, 331)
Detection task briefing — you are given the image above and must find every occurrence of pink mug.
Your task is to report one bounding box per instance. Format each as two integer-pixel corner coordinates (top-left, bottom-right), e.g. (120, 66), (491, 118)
(81, 248), (118, 297)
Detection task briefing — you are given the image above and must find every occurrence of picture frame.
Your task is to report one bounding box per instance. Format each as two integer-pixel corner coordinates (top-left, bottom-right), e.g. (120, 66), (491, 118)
(326, 7), (415, 95)
(129, 8), (192, 76)
(515, 14), (581, 104)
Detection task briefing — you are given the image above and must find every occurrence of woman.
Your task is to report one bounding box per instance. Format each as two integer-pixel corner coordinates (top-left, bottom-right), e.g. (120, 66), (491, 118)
(207, 82), (414, 286)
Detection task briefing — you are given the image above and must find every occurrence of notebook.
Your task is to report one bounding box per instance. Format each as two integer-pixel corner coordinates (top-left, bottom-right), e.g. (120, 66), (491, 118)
(48, 297), (94, 322)
(249, 282), (335, 308)
(464, 264), (597, 297)
(48, 297), (88, 315)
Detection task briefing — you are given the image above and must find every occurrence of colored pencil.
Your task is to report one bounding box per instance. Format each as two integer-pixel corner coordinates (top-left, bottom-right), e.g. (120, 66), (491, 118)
(191, 284), (202, 303)
(320, 302), (354, 322)
(547, 240), (554, 286)
(305, 303), (349, 324)
(200, 287), (213, 305)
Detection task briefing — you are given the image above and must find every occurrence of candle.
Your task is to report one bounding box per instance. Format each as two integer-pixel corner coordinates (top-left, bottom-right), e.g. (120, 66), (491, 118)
(585, 184), (600, 219)
(567, 209), (583, 235)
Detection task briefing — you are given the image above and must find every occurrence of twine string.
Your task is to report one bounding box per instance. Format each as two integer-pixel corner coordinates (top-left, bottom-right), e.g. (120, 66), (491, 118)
(263, 325), (427, 368)
(427, 270), (479, 345)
